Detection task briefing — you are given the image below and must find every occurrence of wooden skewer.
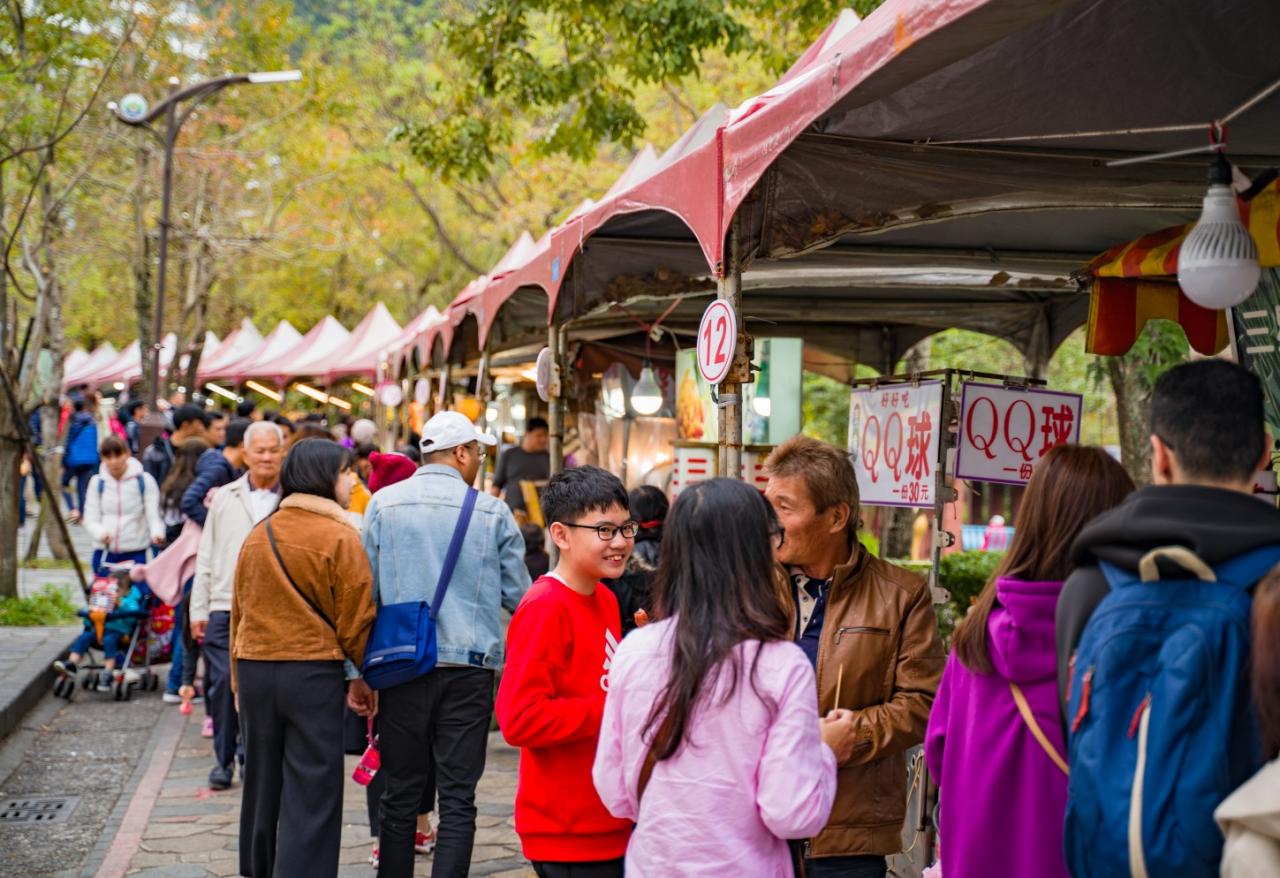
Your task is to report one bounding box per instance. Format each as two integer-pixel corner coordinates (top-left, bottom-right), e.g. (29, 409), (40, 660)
(834, 665), (844, 712)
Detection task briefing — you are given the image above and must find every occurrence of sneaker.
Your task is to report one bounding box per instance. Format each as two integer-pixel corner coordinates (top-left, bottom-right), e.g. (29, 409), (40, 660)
(52, 659), (77, 676)
(201, 716), (214, 738)
(162, 690), (182, 704)
(208, 764), (233, 790)
(369, 847), (379, 869)
(96, 671), (112, 692)
(414, 829), (436, 854)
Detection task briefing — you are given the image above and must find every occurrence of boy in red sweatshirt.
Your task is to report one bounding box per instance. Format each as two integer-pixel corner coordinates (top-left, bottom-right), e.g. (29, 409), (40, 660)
(496, 466), (636, 877)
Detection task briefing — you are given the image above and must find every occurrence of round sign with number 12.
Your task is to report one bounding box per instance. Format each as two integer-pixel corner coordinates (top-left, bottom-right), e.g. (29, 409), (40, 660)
(697, 299), (737, 385)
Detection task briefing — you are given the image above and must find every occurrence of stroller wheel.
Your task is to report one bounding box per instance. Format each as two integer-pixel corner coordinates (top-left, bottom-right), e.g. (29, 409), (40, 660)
(80, 670), (94, 690)
(52, 677), (68, 698)
(113, 679), (127, 701)
(145, 673), (159, 692)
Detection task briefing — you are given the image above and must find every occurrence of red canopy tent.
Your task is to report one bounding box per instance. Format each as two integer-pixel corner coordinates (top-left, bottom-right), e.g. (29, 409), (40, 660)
(198, 319), (264, 382)
(237, 316), (350, 386)
(206, 320), (302, 384)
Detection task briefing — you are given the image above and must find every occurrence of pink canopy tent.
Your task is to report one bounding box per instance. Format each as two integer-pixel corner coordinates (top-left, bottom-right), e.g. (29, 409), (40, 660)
(236, 315), (349, 386)
(387, 306), (442, 378)
(62, 344), (116, 387)
(62, 348), (89, 378)
(204, 320), (302, 383)
(198, 319), (263, 381)
(321, 303), (402, 383)
(74, 340), (140, 388)
(428, 0), (1279, 373)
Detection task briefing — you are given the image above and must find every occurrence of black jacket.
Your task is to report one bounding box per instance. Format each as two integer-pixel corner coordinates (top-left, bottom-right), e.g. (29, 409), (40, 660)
(142, 436), (174, 487)
(1055, 484), (1280, 704)
(603, 537), (661, 635)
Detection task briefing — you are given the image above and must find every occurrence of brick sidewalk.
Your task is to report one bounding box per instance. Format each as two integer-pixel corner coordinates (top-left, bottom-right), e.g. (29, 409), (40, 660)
(117, 706), (530, 877)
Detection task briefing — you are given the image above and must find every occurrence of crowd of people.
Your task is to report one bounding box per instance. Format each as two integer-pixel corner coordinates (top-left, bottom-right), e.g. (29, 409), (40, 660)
(35, 356), (1280, 878)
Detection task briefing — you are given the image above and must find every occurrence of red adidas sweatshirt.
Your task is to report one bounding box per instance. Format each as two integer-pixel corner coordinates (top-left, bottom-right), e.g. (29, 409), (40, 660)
(496, 574), (631, 862)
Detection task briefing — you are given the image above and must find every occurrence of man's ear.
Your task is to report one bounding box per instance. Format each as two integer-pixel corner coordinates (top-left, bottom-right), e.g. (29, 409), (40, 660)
(548, 521), (572, 552)
(1150, 434), (1175, 485)
(1256, 431), (1274, 474)
(827, 502), (852, 536)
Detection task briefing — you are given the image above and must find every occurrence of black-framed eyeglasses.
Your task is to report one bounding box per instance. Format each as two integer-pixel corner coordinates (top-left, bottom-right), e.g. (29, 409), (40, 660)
(463, 442), (487, 462)
(562, 521), (639, 541)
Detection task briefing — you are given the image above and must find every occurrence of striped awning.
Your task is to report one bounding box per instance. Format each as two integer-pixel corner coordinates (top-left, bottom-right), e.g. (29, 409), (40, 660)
(1085, 176), (1280, 356)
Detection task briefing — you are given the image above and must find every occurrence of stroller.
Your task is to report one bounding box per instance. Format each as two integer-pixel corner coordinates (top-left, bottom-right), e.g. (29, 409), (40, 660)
(51, 559), (168, 702)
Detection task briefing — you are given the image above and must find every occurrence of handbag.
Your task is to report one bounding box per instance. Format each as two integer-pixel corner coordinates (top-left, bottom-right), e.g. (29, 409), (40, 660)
(360, 487), (478, 690)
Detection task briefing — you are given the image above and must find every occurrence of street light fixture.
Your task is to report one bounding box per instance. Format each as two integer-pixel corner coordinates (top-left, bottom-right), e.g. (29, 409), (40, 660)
(108, 70), (302, 408)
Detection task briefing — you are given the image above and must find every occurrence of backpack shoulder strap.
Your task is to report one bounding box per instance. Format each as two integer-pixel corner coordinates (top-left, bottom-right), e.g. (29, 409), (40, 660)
(97, 477), (104, 498)
(136, 474), (145, 498)
(1009, 681), (1069, 776)
(430, 487), (479, 620)
(1214, 544), (1280, 589)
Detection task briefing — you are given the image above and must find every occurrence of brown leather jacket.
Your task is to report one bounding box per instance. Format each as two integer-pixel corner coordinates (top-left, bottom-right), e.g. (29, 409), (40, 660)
(784, 542), (945, 857)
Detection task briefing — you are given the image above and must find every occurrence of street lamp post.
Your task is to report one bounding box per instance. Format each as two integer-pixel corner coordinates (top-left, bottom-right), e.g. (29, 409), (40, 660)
(109, 70), (302, 408)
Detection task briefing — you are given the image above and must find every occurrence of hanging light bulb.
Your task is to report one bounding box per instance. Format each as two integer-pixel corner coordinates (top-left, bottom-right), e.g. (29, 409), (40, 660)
(510, 399), (527, 422)
(630, 362), (663, 416)
(486, 405), (499, 424)
(751, 341), (772, 418)
(1178, 153), (1261, 309)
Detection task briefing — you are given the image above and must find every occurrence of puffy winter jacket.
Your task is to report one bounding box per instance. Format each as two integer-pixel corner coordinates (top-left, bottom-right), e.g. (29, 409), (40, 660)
(179, 449), (239, 527)
(83, 457), (165, 553)
(64, 411), (100, 467)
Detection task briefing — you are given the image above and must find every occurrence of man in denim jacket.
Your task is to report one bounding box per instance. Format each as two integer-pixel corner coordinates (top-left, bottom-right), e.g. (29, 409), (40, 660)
(362, 411), (530, 878)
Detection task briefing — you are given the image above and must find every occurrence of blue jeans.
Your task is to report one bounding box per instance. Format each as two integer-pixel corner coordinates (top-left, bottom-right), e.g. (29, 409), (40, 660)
(166, 577), (195, 694)
(805, 855), (887, 878)
(64, 463), (96, 514)
(70, 628), (123, 663)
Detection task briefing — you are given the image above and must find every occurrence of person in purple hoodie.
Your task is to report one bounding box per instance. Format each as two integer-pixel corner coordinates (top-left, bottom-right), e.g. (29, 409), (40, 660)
(924, 445), (1133, 878)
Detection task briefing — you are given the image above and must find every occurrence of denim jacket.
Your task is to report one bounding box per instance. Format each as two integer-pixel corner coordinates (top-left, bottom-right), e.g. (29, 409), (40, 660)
(362, 464), (530, 670)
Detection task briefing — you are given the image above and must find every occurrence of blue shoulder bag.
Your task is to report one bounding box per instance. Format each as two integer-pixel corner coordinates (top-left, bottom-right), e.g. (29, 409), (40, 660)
(361, 487), (478, 690)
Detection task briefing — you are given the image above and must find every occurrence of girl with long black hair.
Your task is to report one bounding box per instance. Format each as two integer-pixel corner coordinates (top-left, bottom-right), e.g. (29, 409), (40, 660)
(592, 477), (840, 875)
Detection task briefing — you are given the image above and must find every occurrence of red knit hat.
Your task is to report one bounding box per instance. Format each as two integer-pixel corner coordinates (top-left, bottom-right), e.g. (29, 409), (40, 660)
(367, 452), (418, 494)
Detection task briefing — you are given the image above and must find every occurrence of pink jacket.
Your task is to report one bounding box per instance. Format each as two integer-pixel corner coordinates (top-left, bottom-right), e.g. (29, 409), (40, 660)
(593, 618), (837, 876)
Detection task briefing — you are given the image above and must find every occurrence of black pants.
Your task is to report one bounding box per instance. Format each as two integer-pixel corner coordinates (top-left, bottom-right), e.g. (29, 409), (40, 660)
(238, 659), (346, 878)
(805, 854), (887, 878)
(532, 859), (625, 878)
(365, 729), (435, 838)
(377, 666), (494, 878)
(204, 611), (239, 769)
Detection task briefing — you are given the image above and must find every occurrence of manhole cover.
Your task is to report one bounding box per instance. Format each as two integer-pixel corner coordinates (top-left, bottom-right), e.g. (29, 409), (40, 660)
(0, 795), (80, 824)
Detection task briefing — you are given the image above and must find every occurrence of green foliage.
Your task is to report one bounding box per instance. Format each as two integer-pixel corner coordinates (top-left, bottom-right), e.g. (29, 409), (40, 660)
(404, 0), (887, 180)
(801, 371), (850, 446)
(0, 585), (80, 626)
(1086, 319), (1191, 393)
(21, 558), (74, 570)
(890, 550), (1004, 643)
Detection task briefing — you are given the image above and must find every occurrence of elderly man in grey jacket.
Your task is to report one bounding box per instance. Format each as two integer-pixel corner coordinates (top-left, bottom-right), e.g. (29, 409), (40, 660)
(362, 411), (530, 878)
(190, 420), (285, 791)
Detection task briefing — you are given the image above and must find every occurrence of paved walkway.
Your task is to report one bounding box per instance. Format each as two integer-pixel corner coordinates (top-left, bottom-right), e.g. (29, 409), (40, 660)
(115, 706), (530, 877)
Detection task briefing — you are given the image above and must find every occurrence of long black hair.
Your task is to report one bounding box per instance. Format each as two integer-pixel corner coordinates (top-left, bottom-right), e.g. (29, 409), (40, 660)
(644, 477), (790, 761)
(280, 438), (354, 502)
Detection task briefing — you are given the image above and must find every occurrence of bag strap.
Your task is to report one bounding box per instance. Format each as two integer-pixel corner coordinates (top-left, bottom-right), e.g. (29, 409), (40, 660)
(1138, 545), (1215, 583)
(1009, 681), (1069, 776)
(265, 516), (334, 630)
(430, 487), (478, 620)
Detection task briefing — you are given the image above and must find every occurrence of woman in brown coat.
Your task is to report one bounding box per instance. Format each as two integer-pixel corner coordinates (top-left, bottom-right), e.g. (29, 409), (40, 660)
(231, 438), (377, 878)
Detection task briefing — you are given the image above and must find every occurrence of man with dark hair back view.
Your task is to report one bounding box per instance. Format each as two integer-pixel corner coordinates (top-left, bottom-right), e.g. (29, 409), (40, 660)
(1055, 359), (1280, 698)
(143, 403), (209, 487)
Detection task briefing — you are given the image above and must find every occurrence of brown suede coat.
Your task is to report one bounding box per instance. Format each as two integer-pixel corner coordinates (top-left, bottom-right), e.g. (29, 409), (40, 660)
(230, 494), (376, 691)
(784, 543), (945, 858)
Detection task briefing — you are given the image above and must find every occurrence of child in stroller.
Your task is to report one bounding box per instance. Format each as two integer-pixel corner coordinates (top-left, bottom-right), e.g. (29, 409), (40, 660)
(51, 561), (159, 700)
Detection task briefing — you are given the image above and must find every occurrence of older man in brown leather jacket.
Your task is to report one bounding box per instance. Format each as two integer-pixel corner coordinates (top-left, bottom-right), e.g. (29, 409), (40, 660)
(765, 435), (945, 878)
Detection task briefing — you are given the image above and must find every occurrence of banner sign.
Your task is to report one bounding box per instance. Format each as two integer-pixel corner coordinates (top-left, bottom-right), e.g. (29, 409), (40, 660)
(849, 382), (943, 508)
(955, 383), (1083, 486)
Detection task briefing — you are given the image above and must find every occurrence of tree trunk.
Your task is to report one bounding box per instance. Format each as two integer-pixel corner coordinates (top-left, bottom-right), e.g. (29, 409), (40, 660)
(0, 407), (20, 598)
(1107, 355), (1153, 487)
(133, 137), (156, 403)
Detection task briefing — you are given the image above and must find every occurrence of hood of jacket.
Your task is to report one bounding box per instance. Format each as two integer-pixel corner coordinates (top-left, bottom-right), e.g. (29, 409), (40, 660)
(1217, 759), (1280, 841)
(1072, 484), (1280, 573)
(988, 577), (1062, 684)
(98, 456), (144, 482)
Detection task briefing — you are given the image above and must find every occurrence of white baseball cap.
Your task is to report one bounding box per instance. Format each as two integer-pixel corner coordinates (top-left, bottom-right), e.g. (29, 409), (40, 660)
(419, 411), (498, 454)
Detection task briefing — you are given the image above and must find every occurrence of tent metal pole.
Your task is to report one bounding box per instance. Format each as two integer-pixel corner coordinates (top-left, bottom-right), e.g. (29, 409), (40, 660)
(548, 324), (564, 479)
(720, 216), (745, 480)
(475, 346), (491, 489)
